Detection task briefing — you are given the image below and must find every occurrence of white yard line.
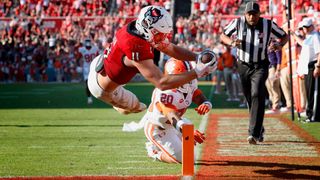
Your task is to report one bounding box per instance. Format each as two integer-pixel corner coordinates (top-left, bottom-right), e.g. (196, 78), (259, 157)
(195, 83), (215, 173)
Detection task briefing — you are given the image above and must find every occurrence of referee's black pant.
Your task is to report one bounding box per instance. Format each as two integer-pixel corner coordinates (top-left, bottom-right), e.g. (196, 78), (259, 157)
(305, 61), (320, 122)
(237, 61), (269, 138)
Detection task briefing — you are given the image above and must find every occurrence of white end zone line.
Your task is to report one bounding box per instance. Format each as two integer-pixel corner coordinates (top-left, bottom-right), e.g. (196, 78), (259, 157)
(194, 82), (215, 173)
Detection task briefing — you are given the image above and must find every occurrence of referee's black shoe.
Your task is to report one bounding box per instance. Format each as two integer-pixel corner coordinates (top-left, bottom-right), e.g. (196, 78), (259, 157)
(247, 136), (258, 145)
(258, 128), (265, 142)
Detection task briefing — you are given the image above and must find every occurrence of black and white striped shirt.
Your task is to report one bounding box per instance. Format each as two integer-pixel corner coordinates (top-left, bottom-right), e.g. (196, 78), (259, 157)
(224, 16), (287, 63)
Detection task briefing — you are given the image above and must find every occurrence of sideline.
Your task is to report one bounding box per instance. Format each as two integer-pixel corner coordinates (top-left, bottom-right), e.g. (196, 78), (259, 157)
(195, 82), (215, 173)
(197, 113), (320, 178)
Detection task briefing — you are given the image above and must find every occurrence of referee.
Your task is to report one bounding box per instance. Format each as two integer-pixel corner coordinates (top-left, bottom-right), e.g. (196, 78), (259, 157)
(220, 1), (288, 144)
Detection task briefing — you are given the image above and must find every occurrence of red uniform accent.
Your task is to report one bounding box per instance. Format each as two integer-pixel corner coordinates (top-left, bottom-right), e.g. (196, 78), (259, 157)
(192, 89), (203, 101)
(104, 21), (154, 84)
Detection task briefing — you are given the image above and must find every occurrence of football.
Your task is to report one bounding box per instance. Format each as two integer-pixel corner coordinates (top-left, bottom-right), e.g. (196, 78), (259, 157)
(198, 50), (217, 65)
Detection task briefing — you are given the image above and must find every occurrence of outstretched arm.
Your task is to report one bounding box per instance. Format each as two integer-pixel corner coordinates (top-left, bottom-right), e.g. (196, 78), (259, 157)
(133, 59), (215, 90)
(134, 59), (197, 91)
(156, 43), (198, 61)
(157, 102), (191, 132)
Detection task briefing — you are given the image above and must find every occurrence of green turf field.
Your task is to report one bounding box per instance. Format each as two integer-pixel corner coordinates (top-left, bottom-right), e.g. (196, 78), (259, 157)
(0, 83), (319, 177)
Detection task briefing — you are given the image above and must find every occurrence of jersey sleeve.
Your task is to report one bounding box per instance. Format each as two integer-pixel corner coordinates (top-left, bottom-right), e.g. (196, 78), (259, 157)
(270, 21), (287, 39)
(223, 18), (239, 37)
(192, 88), (203, 102)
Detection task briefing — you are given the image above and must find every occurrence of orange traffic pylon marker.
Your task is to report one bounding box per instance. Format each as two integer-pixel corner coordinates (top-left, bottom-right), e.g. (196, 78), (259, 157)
(182, 124), (194, 177)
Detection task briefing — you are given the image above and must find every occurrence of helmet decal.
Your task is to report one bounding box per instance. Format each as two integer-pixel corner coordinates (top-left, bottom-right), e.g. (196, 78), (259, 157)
(142, 7), (164, 29)
(136, 5), (172, 42)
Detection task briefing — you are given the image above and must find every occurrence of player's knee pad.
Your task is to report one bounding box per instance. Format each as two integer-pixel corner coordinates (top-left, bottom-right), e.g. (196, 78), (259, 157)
(112, 86), (141, 111)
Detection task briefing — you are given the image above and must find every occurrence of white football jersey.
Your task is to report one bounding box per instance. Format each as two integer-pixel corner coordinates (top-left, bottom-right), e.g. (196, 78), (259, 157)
(78, 46), (99, 80)
(145, 80), (198, 128)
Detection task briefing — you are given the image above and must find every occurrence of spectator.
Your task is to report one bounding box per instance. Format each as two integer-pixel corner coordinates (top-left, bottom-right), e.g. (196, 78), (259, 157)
(294, 21), (308, 115)
(293, 18), (320, 122)
(213, 52), (224, 94)
(265, 41), (282, 114)
(221, 45), (239, 101)
(77, 38), (100, 104)
(278, 43), (294, 113)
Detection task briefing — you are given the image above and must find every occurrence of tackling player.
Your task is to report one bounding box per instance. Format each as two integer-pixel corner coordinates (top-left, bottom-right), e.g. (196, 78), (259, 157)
(78, 38), (99, 104)
(143, 58), (212, 163)
(88, 5), (216, 114)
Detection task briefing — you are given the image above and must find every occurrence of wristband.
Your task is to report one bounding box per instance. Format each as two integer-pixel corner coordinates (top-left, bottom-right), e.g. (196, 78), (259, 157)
(175, 117), (192, 132)
(203, 101), (212, 109)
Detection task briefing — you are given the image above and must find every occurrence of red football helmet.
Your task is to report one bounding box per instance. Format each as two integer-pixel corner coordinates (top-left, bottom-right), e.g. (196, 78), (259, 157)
(164, 58), (197, 93)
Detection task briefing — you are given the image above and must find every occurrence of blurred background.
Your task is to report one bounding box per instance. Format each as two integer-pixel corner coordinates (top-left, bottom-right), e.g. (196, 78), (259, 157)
(0, 0), (319, 109)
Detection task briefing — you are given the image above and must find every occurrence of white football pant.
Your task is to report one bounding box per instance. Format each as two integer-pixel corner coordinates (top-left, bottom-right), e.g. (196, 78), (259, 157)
(144, 121), (182, 163)
(88, 55), (146, 114)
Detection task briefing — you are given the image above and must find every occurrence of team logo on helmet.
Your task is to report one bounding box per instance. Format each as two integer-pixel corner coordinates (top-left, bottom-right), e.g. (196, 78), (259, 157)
(141, 6), (164, 29)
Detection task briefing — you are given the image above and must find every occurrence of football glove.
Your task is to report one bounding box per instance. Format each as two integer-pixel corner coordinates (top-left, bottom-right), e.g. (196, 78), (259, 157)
(195, 101), (212, 115)
(194, 130), (205, 145)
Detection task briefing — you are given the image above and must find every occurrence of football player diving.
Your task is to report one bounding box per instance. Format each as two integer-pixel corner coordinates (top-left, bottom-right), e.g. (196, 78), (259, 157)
(87, 5), (217, 115)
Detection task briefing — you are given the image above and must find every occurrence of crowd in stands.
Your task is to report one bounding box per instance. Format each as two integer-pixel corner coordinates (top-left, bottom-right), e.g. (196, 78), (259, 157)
(0, 0), (319, 84)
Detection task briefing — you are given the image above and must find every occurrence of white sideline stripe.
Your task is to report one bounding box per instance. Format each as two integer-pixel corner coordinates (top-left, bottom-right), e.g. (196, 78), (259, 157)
(27, 145), (138, 149)
(194, 83), (215, 173)
(106, 167), (168, 170)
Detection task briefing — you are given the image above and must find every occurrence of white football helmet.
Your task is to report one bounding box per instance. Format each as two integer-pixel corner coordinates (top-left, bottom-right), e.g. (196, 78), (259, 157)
(164, 58), (197, 93)
(136, 5), (173, 43)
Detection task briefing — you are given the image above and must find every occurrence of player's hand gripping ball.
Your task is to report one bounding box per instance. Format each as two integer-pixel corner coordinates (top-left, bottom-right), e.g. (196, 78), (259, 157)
(198, 49), (217, 66)
(194, 50), (218, 78)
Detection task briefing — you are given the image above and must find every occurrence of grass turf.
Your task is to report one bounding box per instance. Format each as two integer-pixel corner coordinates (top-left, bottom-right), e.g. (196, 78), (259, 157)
(0, 83), (319, 177)
(0, 109), (186, 176)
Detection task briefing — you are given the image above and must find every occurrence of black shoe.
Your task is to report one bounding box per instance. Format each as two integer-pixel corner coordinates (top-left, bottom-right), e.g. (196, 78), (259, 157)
(258, 136), (264, 142)
(258, 128), (265, 142)
(247, 136), (257, 145)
